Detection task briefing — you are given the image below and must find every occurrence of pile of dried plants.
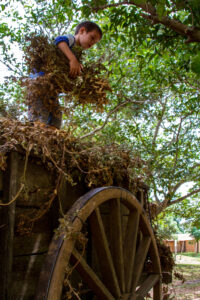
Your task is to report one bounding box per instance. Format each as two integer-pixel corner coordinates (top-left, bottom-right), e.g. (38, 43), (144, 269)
(22, 34), (111, 114)
(0, 118), (147, 191)
(0, 117), (148, 231)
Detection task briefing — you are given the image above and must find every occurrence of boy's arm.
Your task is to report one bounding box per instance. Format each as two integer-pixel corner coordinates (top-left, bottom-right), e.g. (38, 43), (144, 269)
(57, 42), (83, 77)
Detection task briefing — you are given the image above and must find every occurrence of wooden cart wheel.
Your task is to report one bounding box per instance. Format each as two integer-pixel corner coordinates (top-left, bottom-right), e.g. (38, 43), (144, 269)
(35, 186), (162, 300)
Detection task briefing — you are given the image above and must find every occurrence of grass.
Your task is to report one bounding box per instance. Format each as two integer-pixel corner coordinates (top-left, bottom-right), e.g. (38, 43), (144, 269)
(180, 252), (200, 258)
(174, 252), (200, 265)
(175, 264), (200, 281)
(165, 254), (200, 299)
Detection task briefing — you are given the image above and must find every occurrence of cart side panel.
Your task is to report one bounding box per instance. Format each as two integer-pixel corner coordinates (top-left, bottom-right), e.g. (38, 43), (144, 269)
(0, 151), (89, 299)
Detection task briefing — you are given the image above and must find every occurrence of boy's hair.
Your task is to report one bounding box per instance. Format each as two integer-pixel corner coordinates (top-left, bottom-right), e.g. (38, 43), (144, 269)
(75, 21), (102, 38)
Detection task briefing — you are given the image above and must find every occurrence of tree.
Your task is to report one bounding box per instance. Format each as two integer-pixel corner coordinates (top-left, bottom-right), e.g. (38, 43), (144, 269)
(77, 0), (200, 218)
(81, 0), (200, 43)
(0, 0), (200, 222)
(153, 212), (182, 241)
(190, 226), (200, 253)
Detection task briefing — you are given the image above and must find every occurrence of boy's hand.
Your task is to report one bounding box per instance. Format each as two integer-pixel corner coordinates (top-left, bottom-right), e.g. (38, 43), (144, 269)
(57, 41), (83, 78)
(69, 56), (83, 78)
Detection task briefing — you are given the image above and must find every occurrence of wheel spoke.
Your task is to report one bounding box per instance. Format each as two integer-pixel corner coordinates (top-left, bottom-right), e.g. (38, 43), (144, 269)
(131, 236), (151, 292)
(153, 279), (162, 300)
(70, 249), (115, 300)
(109, 198), (125, 293)
(124, 209), (140, 292)
(89, 207), (121, 298)
(136, 274), (159, 297)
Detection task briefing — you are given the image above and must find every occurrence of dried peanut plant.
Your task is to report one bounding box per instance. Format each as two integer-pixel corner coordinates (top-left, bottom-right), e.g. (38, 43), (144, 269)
(22, 34), (111, 114)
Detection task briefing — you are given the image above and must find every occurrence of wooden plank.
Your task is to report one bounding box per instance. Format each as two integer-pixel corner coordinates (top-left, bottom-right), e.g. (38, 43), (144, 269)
(71, 248), (115, 300)
(16, 156), (54, 207)
(124, 209), (140, 292)
(90, 207), (121, 298)
(109, 199), (125, 293)
(0, 152), (18, 300)
(136, 274), (159, 297)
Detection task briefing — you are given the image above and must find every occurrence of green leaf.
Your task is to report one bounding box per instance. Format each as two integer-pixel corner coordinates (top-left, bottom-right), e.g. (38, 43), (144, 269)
(191, 53), (200, 74)
(81, 5), (91, 17)
(1, 4), (6, 11)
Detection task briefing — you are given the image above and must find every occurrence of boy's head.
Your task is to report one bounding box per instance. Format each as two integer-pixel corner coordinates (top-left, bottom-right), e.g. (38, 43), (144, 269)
(75, 21), (102, 50)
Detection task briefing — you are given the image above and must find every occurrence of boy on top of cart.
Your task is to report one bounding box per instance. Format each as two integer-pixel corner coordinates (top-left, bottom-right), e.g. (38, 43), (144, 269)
(28, 21), (102, 129)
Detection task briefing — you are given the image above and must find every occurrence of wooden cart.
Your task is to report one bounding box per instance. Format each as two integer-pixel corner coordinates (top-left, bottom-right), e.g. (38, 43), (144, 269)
(0, 151), (165, 300)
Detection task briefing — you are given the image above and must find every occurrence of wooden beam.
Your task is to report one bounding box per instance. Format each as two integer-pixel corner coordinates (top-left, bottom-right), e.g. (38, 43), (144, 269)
(0, 152), (18, 300)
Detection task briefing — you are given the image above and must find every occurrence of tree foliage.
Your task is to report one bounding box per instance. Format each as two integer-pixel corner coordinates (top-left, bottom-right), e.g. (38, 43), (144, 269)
(153, 212), (182, 241)
(0, 0), (200, 223)
(191, 226), (200, 242)
(190, 226), (200, 252)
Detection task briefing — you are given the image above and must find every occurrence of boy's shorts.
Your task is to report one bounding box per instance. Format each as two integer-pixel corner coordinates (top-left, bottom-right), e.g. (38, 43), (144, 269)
(28, 71), (62, 129)
(28, 98), (62, 129)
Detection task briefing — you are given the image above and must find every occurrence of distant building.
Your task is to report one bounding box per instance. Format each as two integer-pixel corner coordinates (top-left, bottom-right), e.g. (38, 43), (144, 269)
(164, 233), (200, 253)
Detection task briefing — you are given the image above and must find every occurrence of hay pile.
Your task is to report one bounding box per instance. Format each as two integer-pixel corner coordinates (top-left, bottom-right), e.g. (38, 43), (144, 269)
(22, 34), (111, 113)
(0, 117), (147, 191)
(0, 117), (151, 236)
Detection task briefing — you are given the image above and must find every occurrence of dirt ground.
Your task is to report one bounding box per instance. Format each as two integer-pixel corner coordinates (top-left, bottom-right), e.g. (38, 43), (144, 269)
(166, 254), (200, 300)
(175, 254), (200, 265)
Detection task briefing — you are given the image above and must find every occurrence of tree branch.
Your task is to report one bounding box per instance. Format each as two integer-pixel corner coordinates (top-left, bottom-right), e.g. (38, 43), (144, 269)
(131, 118), (152, 154)
(176, 72), (200, 92)
(0, 59), (19, 76)
(154, 180), (199, 215)
(152, 178), (160, 204)
(191, 163), (200, 169)
(79, 98), (147, 140)
(168, 188), (200, 206)
(93, 1), (200, 43)
(171, 180), (188, 195)
(171, 117), (183, 173)
(92, 1), (156, 15)
(152, 98), (167, 147)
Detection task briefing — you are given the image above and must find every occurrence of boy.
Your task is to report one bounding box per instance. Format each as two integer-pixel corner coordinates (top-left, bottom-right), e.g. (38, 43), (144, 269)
(28, 21), (102, 129)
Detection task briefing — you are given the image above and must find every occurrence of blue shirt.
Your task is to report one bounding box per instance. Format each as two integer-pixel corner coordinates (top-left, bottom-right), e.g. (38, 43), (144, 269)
(54, 34), (75, 49)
